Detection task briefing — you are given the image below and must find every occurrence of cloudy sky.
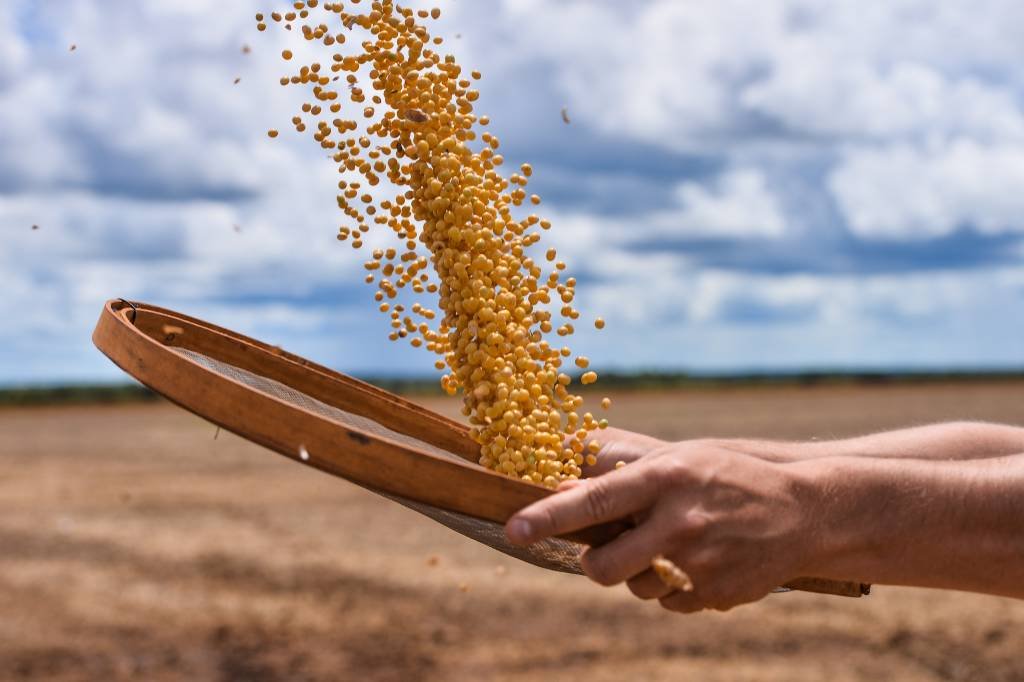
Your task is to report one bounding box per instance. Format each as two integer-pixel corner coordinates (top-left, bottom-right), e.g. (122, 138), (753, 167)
(2, 0), (1024, 385)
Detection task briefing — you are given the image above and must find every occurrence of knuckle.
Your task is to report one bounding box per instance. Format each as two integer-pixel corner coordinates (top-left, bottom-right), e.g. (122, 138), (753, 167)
(658, 459), (691, 487)
(627, 576), (660, 600)
(536, 505), (560, 537)
(711, 602), (735, 613)
(659, 593), (701, 614)
(581, 552), (618, 587)
(687, 546), (723, 574)
(583, 479), (613, 521)
(657, 594), (678, 611)
(686, 512), (711, 538)
(666, 516), (695, 545)
(710, 592), (744, 612)
(699, 581), (738, 610)
(601, 440), (623, 461)
(626, 579), (648, 599)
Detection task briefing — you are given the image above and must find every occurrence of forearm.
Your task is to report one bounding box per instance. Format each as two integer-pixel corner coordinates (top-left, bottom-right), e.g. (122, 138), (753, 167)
(797, 453), (1024, 598)
(718, 421), (1024, 463)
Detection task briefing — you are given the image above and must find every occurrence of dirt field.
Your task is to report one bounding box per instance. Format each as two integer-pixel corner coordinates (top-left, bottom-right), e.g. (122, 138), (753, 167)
(2, 381), (1023, 681)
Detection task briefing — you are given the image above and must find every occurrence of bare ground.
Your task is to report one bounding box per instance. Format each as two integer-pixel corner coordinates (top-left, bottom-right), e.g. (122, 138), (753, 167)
(1, 380), (1023, 681)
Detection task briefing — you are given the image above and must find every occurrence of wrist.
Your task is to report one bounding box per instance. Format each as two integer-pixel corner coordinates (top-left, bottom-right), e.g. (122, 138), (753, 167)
(790, 456), (891, 580)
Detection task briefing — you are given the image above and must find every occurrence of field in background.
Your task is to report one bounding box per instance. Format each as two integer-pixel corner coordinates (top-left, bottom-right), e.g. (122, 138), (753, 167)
(4, 370), (1023, 405)
(2, 381), (1023, 681)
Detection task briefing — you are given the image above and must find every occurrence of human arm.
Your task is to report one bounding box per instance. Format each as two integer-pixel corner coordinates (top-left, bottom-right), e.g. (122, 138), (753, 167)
(796, 453), (1024, 596)
(588, 422), (1024, 473)
(507, 443), (1024, 611)
(719, 421), (1024, 463)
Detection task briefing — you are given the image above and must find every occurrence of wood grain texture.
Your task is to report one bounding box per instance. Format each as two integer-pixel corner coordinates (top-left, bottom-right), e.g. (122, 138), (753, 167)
(93, 299), (870, 597)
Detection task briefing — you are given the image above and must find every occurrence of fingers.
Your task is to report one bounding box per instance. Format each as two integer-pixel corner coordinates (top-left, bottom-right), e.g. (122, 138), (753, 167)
(626, 568), (675, 600)
(655, 568), (771, 614)
(556, 479), (584, 492)
(583, 428), (669, 477)
(658, 589), (706, 614)
(594, 427), (667, 452)
(579, 520), (665, 586)
(579, 499), (712, 586)
(505, 465), (657, 546)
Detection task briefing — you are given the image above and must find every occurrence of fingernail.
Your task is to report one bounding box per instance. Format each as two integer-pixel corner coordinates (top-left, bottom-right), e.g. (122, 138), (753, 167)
(506, 518), (533, 545)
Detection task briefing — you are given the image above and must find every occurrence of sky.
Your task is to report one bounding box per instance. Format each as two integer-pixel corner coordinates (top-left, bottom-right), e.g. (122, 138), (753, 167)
(2, 0), (1024, 386)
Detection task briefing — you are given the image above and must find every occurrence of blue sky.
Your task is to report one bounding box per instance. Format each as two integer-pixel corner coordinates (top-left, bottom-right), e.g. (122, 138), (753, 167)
(2, 0), (1024, 385)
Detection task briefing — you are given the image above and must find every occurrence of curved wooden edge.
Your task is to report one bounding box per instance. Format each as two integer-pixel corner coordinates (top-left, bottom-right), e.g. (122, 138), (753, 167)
(92, 299), (869, 598)
(93, 300), (544, 517)
(139, 303), (463, 421)
(129, 300), (480, 462)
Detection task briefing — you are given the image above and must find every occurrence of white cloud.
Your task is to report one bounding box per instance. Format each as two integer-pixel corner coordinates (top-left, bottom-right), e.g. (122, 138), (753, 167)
(464, 1), (1024, 149)
(829, 139), (1024, 239)
(0, 7), (28, 89)
(537, 167), (787, 259)
(482, 0), (783, 152)
(445, 0), (1024, 242)
(743, 60), (1024, 143)
(661, 168), (786, 238)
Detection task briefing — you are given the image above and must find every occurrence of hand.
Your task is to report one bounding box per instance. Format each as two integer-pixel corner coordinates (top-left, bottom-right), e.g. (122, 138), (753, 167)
(582, 428), (800, 474)
(582, 427), (670, 476)
(507, 442), (819, 612)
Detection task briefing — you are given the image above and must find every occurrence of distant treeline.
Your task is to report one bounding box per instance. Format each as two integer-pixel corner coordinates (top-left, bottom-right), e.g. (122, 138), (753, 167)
(3, 370), (1022, 406)
(0, 384), (159, 407)
(369, 370), (1024, 395)
(580, 369), (1024, 390)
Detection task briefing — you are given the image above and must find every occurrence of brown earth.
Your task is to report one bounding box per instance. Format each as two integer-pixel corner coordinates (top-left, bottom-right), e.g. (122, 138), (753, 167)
(1, 380), (1023, 681)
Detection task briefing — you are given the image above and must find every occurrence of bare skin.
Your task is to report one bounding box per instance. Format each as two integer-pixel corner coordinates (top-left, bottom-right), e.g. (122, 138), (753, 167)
(505, 422), (1024, 612)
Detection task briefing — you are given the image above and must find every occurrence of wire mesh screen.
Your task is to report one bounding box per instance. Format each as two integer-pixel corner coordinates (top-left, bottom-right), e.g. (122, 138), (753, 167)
(173, 347), (585, 574)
